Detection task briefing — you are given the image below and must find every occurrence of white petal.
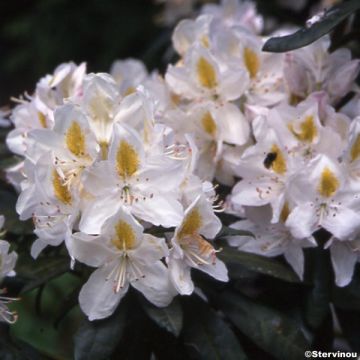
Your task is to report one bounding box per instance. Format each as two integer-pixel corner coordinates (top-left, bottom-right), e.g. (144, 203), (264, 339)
(284, 245), (304, 280)
(132, 261), (175, 307)
(216, 103), (249, 146)
(68, 232), (115, 267)
(168, 257), (194, 295)
(79, 261), (128, 321)
(30, 239), (48, 259)
(198, 258), (229, 282)
(330, 241), (358, 287)
(286, 203), (318, 239)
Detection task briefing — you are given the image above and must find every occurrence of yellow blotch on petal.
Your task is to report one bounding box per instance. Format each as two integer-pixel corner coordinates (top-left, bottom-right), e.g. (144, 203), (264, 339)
(280, 202), (290, 223)
(243, 47), (260, 79)
(270, 144), (287, 175)
(201, 35), (210, 48)
(197, 57), (217, 89)
(350, 134), (360, 162)
(288, 115), (317, 143)
(317, 166), (339, 198)
(52, 170), (72, 205)
(38, 112), (47, 128)
(99, 141), (109, 160)
(201, 112), (217, 137)
(112, 220), (136, 250)
(116, 140), (139, 179)
(66, 121), (86, 157)
(178, 207), (203, 239)
(124, 87), (136, 96)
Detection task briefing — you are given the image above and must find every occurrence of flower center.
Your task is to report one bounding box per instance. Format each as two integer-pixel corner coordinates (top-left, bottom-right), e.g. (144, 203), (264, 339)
(201, 112), (217, 137)
(178, 207), (203, 240)
(317, 167), (339, 198)
(66, 121), (87, 157)
(196, 57), (217, 89)
(243, 47), (259, 79)
(288, 115), (317, 143)
(116, 140), (139, 179)
(38, 112), (47, 128)
(269, 144), (287, 175)
(112, 220), (136, 251)
(351, 134), (360, 162)
(52, 169), (72, 205)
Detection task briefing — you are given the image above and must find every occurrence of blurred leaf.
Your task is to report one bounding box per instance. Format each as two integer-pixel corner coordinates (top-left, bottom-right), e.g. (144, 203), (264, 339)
(0, 190), (33, 235)
(216, 226), (253, 239)
(214, 291), (309, 360)
(183, 297), (247, 360)
(219, 247), (300, 283)
(141, 297), (183, 337)
(263, 0), (360, 52)
(10, 273), (83, 359)
(333, 273), (360, 310)
(18, 256), (70, 293)
(336, 308), (360, 352)
(304, 248), (332, 330)
(74, 298), (129, 360)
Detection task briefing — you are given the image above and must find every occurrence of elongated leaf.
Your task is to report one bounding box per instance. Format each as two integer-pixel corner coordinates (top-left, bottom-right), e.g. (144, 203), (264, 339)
(74, 299), (129, 360)
(304, 248), (332, 329)
(183, 297), (247, 360)
(219, 247), (300, 283)
(263, 0), (360, 52)
(214, 291), (309, 360)
(141, 297), (183, 337)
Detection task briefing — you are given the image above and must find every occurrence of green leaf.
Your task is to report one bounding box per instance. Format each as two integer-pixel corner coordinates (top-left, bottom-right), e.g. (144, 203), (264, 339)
(219, 247), (300, 283)
(216, 226), (254, 239)
(183, 297), (247, 360)
(74, 299), (129, 360)
(0, 190), (33, 235)
(262, 0), (360, 52)
(17, 256), (70, 293)
(333, 274), (360, 311)
(304, 248), (332, 329)
(336, 308), (360, 352)
(141, 297), (183, 337)
(214, 291), (309, 360)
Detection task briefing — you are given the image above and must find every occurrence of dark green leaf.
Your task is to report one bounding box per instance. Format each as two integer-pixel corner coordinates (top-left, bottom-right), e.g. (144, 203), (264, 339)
(74, 299), (129, 360)
(214, 291), (309, 360)
(304, 248), (332, 329)
(217, 226), (254, 239)
(141, 297), (183, 337)
(336, 308), (360, 352)
(183, 297), (247, 360)
(333, 274), (360, 311)
(17, 256), (70, 293)
(263, 0), (360, 52)
(219, 247), (300, 283)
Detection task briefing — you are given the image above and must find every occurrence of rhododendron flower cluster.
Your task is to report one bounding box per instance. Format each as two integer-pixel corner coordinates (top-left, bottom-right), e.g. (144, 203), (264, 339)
(5, 0), (360, 321)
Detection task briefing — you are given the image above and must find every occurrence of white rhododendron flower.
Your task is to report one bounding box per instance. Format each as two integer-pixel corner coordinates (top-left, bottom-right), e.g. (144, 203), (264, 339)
(0, 216), (18, 324)
(168, 195), (228, 295)
(69, 209), (173, 320)
(5, 0), (360, 323)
